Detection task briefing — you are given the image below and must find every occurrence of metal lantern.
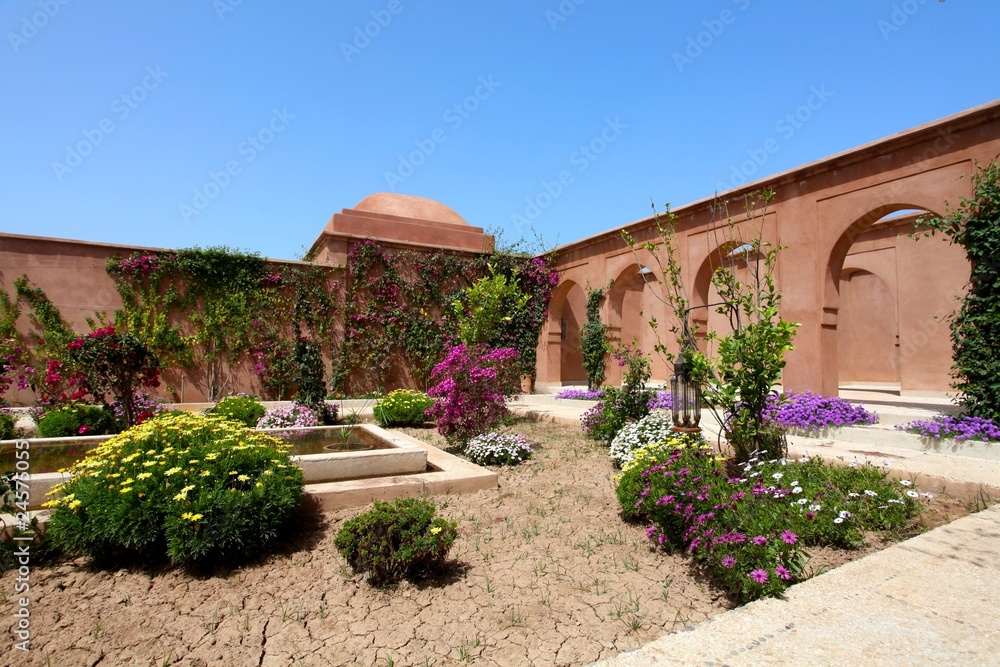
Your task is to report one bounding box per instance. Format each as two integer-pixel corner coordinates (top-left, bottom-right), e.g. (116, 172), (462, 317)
(670, 355), (702, 434)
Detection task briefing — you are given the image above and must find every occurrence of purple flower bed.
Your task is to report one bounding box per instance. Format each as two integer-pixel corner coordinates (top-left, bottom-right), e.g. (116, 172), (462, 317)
(648, 390), (672, 411)
(554, 388), (604, 400)
(763, 392), (877, 430)
(559, 388), (671, 408)
(898, 414), (1000, 442)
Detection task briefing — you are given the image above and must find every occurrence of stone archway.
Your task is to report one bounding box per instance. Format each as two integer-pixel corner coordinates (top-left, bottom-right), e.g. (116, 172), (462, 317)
(821, 194), (965, 394)
(541, 280), (588, 386)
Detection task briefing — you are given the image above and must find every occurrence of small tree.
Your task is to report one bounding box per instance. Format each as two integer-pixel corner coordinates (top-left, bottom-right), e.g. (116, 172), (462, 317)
(580, 288), (609, 390)
(452, 264), (531, 346)
(68, 325), (161, 428)
(623, 190), (799, 461)
(914, 160), (1000, 421)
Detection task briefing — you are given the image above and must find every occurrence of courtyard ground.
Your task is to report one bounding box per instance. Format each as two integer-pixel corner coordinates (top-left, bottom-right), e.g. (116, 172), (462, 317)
(1, 417), (973, 667)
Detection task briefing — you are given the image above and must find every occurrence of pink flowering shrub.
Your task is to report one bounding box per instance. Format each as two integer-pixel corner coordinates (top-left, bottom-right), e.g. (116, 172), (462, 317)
(426, 344), (521, 445)
(67, 326), (161, 428)
(0, 339), (34, 398)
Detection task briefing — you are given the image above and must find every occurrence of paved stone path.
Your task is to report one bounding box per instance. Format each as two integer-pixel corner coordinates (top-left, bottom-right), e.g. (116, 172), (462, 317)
(510, 393), (1000, 666)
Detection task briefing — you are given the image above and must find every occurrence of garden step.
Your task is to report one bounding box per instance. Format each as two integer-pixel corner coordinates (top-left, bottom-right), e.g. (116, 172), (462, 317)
(784, 433), (1000, 495)
(854, 404), (950, 428)
(788, 424), (1000, 462)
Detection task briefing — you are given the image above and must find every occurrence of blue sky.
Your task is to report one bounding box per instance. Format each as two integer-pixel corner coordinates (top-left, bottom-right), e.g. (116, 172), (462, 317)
(2, 0), (998, 260)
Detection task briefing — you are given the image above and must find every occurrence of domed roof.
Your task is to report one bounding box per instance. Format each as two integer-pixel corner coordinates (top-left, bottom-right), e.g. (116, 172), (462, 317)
(354, 193), (469, 226)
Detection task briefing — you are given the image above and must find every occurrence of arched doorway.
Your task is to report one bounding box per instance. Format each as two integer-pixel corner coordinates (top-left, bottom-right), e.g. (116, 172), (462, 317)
(544, 280), (587, 385)
(837, 268), (899, 387)
(824, 204), (965, 393)
(606, 264), (667, 383)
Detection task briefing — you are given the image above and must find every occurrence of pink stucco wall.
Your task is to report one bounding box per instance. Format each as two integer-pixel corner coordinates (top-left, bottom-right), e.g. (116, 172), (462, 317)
(538, 100), (1000, 395)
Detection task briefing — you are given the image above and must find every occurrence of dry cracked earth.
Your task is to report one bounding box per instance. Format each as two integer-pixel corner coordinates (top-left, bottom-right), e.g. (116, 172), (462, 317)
(2, 418), (969, 667)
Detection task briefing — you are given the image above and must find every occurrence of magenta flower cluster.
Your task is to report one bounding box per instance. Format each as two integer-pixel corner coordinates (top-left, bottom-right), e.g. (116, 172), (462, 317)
(898, 413), (1000, 442)
(763, 391), (877, 430)
(629, 444), (806, 601)
(0, 339), (34, 396)
(114, 253), (174, 276)
(426, 344), (521, 444)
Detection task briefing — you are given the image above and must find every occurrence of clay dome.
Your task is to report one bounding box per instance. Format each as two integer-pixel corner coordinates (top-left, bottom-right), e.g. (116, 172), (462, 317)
(354, 193), (469, 226)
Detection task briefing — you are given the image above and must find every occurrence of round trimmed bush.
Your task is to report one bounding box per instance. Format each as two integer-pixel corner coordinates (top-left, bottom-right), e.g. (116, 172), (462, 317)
(464, 431), (532, 466)
(37, 403), (114, 438)
(45, 411), (304, 566)
(334, 497), (458, 585)
(256, 403), (319, 429)
(206, 395), (265, 428)
(373, 389), (434, 428)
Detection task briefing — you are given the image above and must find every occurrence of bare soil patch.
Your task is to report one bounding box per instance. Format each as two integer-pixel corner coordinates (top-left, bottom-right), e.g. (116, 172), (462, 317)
(2, 418), (971, 667)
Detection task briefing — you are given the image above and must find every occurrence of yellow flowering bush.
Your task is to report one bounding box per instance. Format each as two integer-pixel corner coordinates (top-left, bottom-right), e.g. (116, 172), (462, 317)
(373, 389), (434, 428)
(45, 411), (303, 566)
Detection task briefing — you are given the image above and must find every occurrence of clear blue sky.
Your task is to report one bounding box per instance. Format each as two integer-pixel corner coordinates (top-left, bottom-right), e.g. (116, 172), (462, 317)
(2, 0), (998, 260)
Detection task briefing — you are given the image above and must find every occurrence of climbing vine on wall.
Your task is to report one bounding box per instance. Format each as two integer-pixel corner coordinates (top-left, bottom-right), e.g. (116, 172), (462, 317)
(107, 247), (341, 401)
(105, 241), (556, 399)
(580, 287), (609, 390)
(914, 160), (1000, 421)
(13, 276), (77, 382)
(335, 240), (557, 394)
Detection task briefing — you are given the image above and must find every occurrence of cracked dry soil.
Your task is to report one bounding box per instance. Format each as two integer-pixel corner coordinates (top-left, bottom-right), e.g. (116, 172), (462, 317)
(2, 418), (969, 667)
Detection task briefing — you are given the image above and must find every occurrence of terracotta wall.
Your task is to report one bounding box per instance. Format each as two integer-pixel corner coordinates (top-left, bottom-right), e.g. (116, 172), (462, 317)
(538, 101), (1000, 396)
(0, 234), (306, 404)
(2, 229), (496, 405)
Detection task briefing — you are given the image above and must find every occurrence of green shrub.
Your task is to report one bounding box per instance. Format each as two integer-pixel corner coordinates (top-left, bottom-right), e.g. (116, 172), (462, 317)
(580, 288), (609, 390)
(37, 403), (113, 438)
(334, 497), (458, 585)
(205, 395), (266, 428)
(45, 411), (304, 566)
(914, 160), (1000, 422)
(0, 413), (14, 440)
(373, 389), (434, 427)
